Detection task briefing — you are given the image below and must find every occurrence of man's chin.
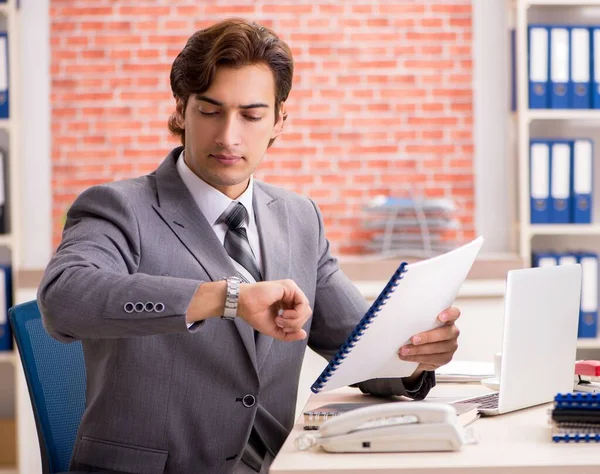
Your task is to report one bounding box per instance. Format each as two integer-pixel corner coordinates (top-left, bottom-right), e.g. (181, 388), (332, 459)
(202, 171), (252, 191)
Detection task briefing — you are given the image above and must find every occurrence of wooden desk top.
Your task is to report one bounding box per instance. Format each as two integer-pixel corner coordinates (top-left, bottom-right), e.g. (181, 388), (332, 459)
(270, 383), (600, 474)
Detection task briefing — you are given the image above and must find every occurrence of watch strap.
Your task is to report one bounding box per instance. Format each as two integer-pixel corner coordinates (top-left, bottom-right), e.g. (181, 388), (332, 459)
(222, 276), (241, 320)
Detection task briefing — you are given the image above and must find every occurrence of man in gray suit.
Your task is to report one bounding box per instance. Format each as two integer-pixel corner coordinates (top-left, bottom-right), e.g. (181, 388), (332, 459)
(38, 19), (462, 474)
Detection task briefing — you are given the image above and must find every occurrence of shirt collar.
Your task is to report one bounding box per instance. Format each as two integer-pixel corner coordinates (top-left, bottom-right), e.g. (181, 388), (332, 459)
(176, 150), (254, 226)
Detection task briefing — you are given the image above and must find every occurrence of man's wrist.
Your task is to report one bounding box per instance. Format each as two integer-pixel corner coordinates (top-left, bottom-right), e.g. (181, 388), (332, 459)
(402, 368), (425, 387)
(185, 281), (227, 324)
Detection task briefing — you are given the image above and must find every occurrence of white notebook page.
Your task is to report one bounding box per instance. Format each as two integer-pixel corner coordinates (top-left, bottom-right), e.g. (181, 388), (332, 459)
(313, 236), (484, 392)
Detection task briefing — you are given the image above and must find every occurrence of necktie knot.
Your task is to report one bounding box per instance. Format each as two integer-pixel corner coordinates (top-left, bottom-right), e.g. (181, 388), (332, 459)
(219, 201), (262, 283)
(220, 202), (247, 231)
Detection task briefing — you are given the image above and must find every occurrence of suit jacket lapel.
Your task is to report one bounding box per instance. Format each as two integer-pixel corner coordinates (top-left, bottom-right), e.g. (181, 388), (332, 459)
(152, 148), (258, 371)
(253, 183), (291, 371)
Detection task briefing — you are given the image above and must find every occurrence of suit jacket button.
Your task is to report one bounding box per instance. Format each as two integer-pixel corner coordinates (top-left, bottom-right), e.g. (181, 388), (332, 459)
(242, 394), (256, 408)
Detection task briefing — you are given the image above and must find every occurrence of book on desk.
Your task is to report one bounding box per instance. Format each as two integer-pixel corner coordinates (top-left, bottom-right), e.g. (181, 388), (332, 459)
(303, 401), (480, 430)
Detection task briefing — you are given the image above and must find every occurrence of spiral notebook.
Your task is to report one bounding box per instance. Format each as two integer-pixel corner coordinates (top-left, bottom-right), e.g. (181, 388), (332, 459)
(551, 393), (600, 442)
(310, 236), (484, 394)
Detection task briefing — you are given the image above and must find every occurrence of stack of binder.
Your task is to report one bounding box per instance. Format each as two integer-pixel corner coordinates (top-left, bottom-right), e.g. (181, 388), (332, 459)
(0, 264), (11, 351)
(530, 138), (593, 224)
(532, 251), (597, 339)
(550, 393), (600, 442)
(527, 25), (600, 109)
(0, 32), (8, 119)
(363, 195), (461, 257)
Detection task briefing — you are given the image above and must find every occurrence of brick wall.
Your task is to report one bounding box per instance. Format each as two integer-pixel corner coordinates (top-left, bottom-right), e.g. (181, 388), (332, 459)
(50, 0), (474, 254)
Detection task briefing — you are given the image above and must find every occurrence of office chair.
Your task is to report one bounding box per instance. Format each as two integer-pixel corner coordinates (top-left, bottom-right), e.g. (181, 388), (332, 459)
(9, 300), (87, 474)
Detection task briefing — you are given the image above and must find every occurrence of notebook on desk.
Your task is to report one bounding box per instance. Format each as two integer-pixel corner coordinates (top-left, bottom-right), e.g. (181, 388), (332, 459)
(310, 237), (484, 394)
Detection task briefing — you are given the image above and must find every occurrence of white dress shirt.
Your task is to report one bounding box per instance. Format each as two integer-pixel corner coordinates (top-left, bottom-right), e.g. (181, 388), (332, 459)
(176, 150), (263, 273)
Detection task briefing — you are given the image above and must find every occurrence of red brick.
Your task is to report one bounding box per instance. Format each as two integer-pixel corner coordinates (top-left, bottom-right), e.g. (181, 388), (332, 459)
(351, 5), (373, 14)
(81, 50), (106, 59)
(119, 6), (171, 16)
(421, 19), (444, 28)
(66, 36), (89, 46)
(60, 7), (113, 16)
(95, 35), (143, 46)
(406, 32), (457, 42)
(380, 4), (425, 14)
(431, 4), (471, 14)
(262, 5), (313, 14)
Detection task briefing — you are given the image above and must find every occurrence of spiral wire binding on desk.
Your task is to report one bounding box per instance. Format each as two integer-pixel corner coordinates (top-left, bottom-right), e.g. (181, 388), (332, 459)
(552, 393), (600, 443)
(310, 263), (408, 394)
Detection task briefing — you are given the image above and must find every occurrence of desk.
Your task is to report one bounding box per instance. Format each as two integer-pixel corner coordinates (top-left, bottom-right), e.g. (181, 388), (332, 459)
(271, 383), (600, 474)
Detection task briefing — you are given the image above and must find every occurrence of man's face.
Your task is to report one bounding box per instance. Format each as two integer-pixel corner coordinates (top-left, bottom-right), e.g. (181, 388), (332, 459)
(176, 63), (284, 199)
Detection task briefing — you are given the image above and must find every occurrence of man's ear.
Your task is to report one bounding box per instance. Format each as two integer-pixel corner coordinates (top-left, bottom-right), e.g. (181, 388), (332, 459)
(175, 97), (186, 129)
(271, 103), (285, 140)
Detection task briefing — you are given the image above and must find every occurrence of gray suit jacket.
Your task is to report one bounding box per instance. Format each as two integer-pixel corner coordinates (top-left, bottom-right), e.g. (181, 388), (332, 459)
(38, 147), (435, 474)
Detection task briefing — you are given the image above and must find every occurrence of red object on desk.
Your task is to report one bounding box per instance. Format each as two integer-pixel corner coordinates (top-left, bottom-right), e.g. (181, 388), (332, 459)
(575, 360), (600, 377)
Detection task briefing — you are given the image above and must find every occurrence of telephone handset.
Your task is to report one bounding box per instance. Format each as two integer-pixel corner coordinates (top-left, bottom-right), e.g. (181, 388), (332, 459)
(295, 402), (477, 453)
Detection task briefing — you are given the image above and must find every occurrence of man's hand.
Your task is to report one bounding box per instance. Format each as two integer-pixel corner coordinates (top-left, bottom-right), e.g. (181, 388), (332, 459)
(398, 307), (461, 377)
(238, 279), (312, 342)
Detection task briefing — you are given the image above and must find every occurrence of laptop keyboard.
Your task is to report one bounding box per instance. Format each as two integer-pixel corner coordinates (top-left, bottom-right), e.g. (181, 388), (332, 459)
(458, 392), (499, 410)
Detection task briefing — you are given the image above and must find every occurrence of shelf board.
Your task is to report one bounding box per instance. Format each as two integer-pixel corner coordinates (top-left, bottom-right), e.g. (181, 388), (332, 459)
(0, 3), (14, 17)
(528, 224), (600, 236)
(0, 350), (15, 364)
(525, 110), (600, 121)
(578, 338), (600, 349)
(0, 234), (12, 248)
(527, 0), (600, 5)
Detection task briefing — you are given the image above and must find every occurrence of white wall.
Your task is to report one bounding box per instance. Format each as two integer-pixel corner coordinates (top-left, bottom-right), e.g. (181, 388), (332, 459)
(19, 0), (51, 269)
(472, 0), (512, 254)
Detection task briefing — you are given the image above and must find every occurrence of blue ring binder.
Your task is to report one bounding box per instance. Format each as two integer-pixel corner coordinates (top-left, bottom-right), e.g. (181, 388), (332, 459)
(310, 263), (409, 393)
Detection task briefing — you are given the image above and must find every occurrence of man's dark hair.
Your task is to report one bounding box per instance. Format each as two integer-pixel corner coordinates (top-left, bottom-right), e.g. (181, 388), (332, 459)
(168, 18), (294, 147)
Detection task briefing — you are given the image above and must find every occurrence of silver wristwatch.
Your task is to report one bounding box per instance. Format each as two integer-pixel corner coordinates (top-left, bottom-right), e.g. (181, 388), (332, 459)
(222, 276), (242, 320)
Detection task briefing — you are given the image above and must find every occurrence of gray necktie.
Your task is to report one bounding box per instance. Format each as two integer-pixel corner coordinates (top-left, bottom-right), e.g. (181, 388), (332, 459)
(220, 202), (267, 472)
(219, 202), (262, 283)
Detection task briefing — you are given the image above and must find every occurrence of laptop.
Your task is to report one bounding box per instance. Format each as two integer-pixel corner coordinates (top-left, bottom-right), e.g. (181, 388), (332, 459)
(456, 264), (582, 416)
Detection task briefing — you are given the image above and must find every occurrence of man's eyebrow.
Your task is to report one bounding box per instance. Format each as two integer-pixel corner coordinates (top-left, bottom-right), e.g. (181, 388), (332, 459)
(196, 95), (269, 110)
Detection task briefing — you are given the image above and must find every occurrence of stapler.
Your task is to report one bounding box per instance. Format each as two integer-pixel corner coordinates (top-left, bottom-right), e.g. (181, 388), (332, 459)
(574, 360), (600, 393)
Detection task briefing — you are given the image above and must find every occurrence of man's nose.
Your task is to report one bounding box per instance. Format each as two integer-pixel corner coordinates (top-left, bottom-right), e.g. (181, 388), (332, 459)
(215, 116), (241, 148)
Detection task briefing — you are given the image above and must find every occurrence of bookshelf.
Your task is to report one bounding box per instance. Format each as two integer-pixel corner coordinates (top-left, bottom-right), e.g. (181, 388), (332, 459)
(513, 0), (600, 349)
(0, 0), (21, 472)
(526, 109), (600, 120)
(528, 224), (600, 236)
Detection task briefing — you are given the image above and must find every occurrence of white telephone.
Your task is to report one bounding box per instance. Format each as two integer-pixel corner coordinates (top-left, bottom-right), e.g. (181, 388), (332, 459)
(295, 402), (476, 453)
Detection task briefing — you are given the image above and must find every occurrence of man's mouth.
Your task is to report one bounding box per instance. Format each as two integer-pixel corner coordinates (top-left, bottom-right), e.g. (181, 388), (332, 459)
(210, 154), (243, 164)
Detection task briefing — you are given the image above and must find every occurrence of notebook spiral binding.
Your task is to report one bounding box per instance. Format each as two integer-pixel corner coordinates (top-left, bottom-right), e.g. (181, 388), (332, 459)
(310, 262), (409, 394)
(552, 433), (600, 443)
(554, 393), (600, 410)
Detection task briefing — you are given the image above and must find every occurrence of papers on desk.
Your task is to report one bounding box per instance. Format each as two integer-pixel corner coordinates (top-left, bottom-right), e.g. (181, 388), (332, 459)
(436, 361), (495, 383)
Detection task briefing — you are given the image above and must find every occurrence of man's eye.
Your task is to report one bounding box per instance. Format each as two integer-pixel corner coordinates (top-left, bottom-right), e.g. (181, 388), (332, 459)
(200, 111), (218, 116)
(244, 116), (262, 122)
